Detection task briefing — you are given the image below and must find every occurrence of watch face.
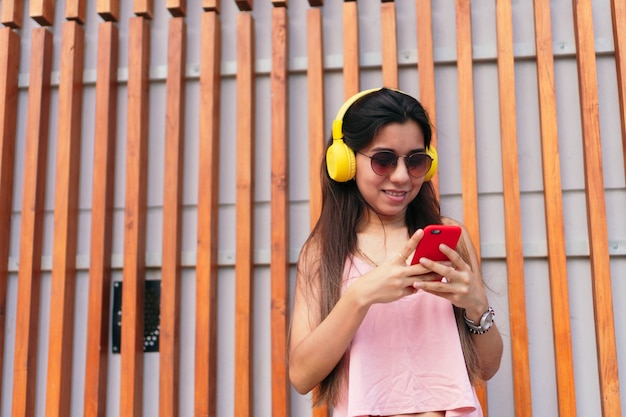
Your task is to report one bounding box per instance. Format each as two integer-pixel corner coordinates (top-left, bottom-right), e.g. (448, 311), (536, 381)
(481, 309), (495, 329)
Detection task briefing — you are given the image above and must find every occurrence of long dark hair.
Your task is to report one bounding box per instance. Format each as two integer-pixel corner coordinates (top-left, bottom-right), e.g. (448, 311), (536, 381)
(298, 88), (479, 406)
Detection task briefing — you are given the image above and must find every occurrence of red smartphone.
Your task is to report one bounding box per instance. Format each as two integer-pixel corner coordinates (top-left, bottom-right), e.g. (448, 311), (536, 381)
(410, 225), (462, 264)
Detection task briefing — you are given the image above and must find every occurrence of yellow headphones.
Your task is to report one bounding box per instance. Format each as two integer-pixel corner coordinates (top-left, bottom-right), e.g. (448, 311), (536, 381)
(326, 88), (438, 182)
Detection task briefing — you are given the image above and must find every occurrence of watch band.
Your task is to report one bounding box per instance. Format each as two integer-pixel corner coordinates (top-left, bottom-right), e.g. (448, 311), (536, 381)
(464, 307), (495, 335)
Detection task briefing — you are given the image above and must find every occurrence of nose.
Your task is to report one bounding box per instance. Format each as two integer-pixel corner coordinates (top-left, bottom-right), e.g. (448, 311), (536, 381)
(389, 156), (411, 182)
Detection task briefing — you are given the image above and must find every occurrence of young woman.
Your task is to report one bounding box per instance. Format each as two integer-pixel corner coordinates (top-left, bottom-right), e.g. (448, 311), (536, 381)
(289, 88), (503, 417)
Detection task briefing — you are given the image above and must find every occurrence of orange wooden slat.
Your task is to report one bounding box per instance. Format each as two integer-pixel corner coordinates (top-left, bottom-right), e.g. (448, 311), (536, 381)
(30, 0), (55, 26)
(66, 0), (86, 23)
(271, 7), (290, 417)
(343, 1), (359, 99)
(1, 0), (24, 28)
(307, 10), (329, 417)
(495, 1), (533, 415)
(572, 1), (623, 416)
(612, 0), (626, 181)
(65, 0), (86, 23)
(195, 10), (221, 417)
(454, 0), (488, 413)
(166, 0), (186, 17)
(306, 7), (324, 226)
(0, 27), (20, 395)
(234, 11), (255, 417)
(134, 0), (153, 19)
(380, 1), (398, 89)
(235, 0), (252, 12)
(195, 11), (221, 417)
(83, 21), (118, 417)
(97, 0), (120, 22)
(202, 0), (220, 13)
(120, 16), (151, 417)
(45, 20), (85, 417)
(532, 1), (578, 416)
(11, 27), (53, 417)
(159, 16), (186, 417)
(415, 0), (438, 193)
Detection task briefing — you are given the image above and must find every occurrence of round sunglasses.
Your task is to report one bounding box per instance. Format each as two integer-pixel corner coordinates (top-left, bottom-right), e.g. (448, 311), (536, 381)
(357, 150), (433, 178)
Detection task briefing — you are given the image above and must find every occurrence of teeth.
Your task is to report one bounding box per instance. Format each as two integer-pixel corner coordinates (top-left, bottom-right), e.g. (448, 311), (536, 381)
(385, 191), (405, 197)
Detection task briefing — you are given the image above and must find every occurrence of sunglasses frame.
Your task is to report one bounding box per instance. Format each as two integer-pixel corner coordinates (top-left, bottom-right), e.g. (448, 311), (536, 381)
(357, 150), (433, 178)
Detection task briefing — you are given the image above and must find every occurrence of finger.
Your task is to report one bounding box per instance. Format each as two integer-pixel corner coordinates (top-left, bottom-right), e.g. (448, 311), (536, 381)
(398, 229), (424, 263)
(438, 244), (469, 271)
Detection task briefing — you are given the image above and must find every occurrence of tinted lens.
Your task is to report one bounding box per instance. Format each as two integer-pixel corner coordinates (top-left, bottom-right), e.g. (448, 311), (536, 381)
(406, 153), (432, 177)
(369, 151), (399, 175)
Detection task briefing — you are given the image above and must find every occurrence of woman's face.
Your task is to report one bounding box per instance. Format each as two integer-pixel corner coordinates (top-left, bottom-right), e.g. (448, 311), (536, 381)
(354, 120), (427, 222)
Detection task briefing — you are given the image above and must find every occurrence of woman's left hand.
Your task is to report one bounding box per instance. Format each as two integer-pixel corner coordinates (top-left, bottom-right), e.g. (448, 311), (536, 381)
(411, 243), (488, 317)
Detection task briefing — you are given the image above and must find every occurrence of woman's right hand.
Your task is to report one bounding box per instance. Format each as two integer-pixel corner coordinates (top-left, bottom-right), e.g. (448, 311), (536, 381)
(348, 229), (439, 305)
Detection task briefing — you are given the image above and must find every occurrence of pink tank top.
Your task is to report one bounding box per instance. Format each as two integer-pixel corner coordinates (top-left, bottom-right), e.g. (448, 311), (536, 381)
(332, 256), (482, 417)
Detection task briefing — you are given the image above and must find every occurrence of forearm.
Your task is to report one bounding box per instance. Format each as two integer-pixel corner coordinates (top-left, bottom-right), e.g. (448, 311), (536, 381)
(471, 322), (503, 380)
(289, 287), (370, 394)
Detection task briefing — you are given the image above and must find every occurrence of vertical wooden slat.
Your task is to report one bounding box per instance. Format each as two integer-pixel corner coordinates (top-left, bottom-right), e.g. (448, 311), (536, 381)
(30, 0), (55, 26)
(234, 11), (255, 417)
(271, 7), (289, 417)
(11, 27), (53, 417)
(120, 16), (150, 417)
(307, 8), (329, 417)
(195, 10), (221, 417)
(380, 1), (398, 89)
(0, 27), (20, 398)
(454, 0), (488, 413)
(532, 1), (577, 416)
(84, 21), (118, 417)
(343, 1), (359, 99)
(612, 0), (626, 180)
(415, 0), (438, 191)
(235, 0), (252, 12)
(572, 2), (623, 416)
(65, 0), (87, 24)
(495, 1), (533, 415)
(167, 0), (187, 17)
(160, 16), (186, 417)
(97, 0), (120, 22)
(134, 0), (154, 19)
(307, 7), (325, 226)
(45, 20), (85, 417)
(203, 0), (220, 12)
(1, 0), (24, 28)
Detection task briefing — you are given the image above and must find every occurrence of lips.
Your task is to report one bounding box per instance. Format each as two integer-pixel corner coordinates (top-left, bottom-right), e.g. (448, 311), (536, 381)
(383, 190), (408, 201)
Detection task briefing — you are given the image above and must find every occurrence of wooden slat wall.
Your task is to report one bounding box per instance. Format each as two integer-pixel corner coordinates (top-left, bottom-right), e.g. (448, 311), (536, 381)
(572, 1), (623, 416)
(234, 10), (255, 417)
(194, 9), (221, 417)
(83, 20), (118, 417)
(532, 1), (577, 416)
(0, 26), (20, 400)
(11, 26), (53, 417)
(495, 2), (533, 416)
(120, 15), (150, 417)
(0, 1), (624, 416)
(270, 5), (290, 417)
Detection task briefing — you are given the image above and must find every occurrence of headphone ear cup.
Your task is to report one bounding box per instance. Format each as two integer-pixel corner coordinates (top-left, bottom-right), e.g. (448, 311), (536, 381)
(326, 140), (356, 182)
(423, 146), (438, 182)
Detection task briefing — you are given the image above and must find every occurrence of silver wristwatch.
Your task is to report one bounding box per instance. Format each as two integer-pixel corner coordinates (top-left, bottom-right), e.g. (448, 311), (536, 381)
(464, 307), (495, 335)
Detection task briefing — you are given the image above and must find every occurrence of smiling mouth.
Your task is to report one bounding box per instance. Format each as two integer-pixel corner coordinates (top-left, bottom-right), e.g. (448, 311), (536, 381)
(384, 190), (407, 197)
